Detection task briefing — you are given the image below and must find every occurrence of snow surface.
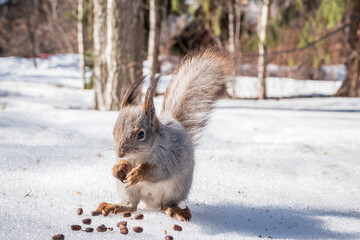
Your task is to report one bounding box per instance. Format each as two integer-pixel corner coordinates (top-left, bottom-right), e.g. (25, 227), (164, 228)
(231, 76), (342, 99)
(1, 55), (360, 240)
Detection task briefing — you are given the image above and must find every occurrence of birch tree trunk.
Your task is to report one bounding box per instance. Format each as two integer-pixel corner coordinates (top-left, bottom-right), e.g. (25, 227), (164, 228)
(257, 0), (269, 99)
(228, 0), (237, 97)
(148, 0), (161, 82)
(228, 0), (235, 61)
(77, 0), (86, 89)
(93, 0), (108, 110)
(105, 0), (144, 110)
(335, 1), (360, 97)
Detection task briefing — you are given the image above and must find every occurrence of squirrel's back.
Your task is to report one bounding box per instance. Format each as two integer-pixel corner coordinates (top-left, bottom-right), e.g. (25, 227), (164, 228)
(161, 49), (231, 144)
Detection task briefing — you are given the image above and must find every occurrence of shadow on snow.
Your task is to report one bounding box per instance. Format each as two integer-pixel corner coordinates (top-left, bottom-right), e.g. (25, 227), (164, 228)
(192, 203), (360, 239)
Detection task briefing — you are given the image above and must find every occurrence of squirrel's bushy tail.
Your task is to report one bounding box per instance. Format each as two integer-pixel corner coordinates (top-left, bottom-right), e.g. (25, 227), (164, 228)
(161, 49), (231, 143)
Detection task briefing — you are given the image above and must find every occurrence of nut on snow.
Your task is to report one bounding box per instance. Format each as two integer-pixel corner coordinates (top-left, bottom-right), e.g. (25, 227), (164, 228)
(91, 211), (100, 216)
(77, 208), (83, 215)
(117, 221), (127, 228)
(70, 225), (81, 231)
(52, 234), (65, 240)
(82, 218), (91, 225)
(173, 224), (182, 231)
(96, 225), (107, 232)
(123, 212), (131, 217)
(132, 226), (143, 233)
(120, 227), (129, 234)
(134, 213), (144, 220)
(85, 227), (94, 232)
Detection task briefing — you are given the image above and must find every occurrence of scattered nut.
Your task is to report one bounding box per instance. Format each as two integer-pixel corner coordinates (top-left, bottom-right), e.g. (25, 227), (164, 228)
(85, 227), (94, 233)
(77, 208), (83, 215)
(108, 227), (113, 231)
(123, 212), (131, 218)
(82, 218), (91, 225)
(132, 226), (143, 233)
(134, 213), (144, 220)
(164, 230), (167, 235)
(70, 225), (81, 231)
(120, 227), (129, 235)
(96, 225), (107, 232)
(52, 234), (65, 240)
(173, 224), (182, 231)
(165, 235), (174, 240)
(117, 221), (127, 228)
(91, 211), (100, 216)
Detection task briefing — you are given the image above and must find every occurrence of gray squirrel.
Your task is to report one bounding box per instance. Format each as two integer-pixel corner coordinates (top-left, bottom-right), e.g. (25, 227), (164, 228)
(97, 49), (230, 221)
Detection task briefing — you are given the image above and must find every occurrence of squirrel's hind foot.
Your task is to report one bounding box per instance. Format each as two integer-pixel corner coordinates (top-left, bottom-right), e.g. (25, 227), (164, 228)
(96, 202), (136, 216)
(162, 205), (191, 221)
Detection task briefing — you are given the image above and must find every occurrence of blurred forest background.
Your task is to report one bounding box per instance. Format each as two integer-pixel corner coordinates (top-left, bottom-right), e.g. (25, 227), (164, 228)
(1, 0), (359, 111)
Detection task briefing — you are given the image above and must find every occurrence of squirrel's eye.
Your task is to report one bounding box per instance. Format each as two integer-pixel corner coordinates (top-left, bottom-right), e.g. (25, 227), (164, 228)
(137, 130), (145, 140)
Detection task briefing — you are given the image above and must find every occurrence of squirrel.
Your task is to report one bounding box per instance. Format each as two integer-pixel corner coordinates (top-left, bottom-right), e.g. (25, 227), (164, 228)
(97, 49), (231, 221)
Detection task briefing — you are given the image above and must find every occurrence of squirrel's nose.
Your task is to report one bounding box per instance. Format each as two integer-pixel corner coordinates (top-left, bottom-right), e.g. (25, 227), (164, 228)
(116, 148), (125, 158)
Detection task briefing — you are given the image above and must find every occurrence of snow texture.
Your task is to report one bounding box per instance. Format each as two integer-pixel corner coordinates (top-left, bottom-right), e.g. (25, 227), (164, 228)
(1, 55), (360, 240)
(230, 76), (342, 99)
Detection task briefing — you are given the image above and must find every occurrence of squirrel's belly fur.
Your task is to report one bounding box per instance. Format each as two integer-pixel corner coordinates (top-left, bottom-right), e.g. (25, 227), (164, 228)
(137, 174), (183, 209)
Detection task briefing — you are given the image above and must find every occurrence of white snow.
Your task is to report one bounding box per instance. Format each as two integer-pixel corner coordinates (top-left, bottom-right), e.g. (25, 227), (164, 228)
(1, 55), (360, 240)
(231, 76), (342, 99)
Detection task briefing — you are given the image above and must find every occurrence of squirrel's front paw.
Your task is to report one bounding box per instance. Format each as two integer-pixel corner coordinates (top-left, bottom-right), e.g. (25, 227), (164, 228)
(125, 168), (142, 188)
(112, 161), (130, 183)
(125, 164), (150, 188)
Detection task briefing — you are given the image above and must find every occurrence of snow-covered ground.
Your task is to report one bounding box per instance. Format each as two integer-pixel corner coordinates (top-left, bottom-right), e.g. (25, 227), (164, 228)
(1, 55), (360, 240)
(231, 76), (342, 98)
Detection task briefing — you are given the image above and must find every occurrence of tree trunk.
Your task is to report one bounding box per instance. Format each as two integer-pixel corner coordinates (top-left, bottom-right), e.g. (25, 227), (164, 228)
(257, 0), (269, 99)
(78, 0), (86, 89)
(234, 0), (242, 70)
(104, 0), (144, 110)
(235, 0), (242, 48)
(228, 0), (239, 98)
(26, 20), (38, 68)
(93, 0), (108, 110)
(50, 0), (75, 53)
(148, 0), (161, 82)
(228, 0), (235, 60)
(25, 3), (37, 68)
(159, 0), (169, 54)
(335, 1), (360, 97)
(234, 0), (243, 97)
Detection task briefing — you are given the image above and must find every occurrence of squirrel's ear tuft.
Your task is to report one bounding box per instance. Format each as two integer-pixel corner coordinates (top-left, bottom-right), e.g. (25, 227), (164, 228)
(144, 75), (161, 130)
(120, 75), (146, 109)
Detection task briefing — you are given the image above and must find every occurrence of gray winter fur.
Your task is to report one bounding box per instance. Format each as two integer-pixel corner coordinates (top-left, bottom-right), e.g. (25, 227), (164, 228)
(162, 49), (231, 143)
(105, 49), (230, 218)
